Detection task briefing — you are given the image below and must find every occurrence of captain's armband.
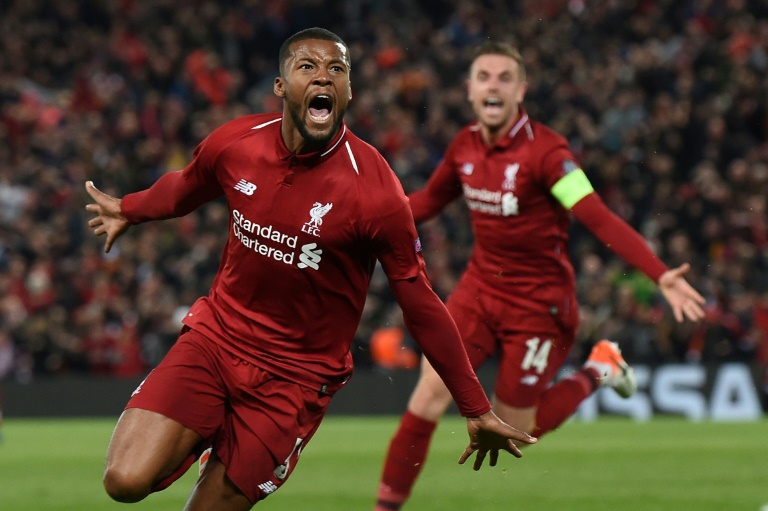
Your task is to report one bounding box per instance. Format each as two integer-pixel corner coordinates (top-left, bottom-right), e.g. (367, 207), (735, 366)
(550, 168), (594, 209)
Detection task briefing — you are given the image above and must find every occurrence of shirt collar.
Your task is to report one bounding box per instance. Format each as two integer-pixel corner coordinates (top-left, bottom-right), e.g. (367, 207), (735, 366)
(276, 121), (348, 165)
(470, 108), (531, 149)
(507, 108), (530, 139)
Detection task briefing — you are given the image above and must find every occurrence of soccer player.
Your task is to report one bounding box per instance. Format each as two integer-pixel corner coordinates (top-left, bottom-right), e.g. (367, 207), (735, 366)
(374, 41), (706, 511)
(84, 29), (535, 511)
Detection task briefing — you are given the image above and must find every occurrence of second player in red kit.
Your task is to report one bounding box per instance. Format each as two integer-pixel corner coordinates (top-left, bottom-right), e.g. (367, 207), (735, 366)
(375, 41), (706, 511)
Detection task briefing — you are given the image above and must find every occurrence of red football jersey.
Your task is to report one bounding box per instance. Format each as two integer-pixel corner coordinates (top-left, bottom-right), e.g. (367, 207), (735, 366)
(410, 111), (581, 330)
(123, 113), (425, 390)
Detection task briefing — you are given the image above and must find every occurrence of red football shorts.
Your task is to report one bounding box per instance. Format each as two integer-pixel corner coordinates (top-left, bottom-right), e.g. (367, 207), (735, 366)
(127, 328), (332, 503)
(445, 277), (577, 408)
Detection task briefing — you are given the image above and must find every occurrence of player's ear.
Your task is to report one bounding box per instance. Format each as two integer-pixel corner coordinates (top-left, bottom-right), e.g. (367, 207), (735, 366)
(516, 80), (528, 104)
(274, 77), (286, 98)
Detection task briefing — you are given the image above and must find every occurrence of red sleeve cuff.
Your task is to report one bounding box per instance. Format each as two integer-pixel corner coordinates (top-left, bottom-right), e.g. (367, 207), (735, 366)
(120, 192), (144, 224)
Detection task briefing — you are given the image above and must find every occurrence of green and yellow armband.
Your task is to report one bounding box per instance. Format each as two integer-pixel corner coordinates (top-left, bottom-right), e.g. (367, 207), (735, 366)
(550, 168), (594, 209)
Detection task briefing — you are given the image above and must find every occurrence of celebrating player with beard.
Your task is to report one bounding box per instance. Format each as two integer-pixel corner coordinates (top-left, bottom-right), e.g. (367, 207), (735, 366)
(85, 28), (535, 511)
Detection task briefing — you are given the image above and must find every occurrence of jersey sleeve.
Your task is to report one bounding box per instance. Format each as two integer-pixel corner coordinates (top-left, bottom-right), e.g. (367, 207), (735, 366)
(571, 193), (668, 282)
(538, 136), (594, 209)
(408, 144), (463, 224)
(362, 156), (426, 281)
(537, 134), (667, 282)
(122, 131), (225, 223)
(389, 270), (491, 417)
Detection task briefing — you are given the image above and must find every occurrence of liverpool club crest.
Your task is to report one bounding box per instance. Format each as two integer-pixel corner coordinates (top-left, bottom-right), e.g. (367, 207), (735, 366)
(302, 202), (333, 237)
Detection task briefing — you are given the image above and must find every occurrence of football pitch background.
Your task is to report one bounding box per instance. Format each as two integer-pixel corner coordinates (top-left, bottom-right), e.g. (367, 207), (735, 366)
(1, 416), (766, 511)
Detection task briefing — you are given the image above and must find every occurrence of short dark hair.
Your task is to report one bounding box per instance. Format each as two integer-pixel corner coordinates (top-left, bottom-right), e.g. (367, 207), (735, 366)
(279, 27), (351, 75)
(471, 41), (526, 81)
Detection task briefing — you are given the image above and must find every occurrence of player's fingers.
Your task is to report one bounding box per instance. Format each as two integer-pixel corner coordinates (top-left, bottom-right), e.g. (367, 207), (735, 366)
(690, 289), (706, 305)
(473, 449), (487, 471)
(489, 449), (498, 467)
(516, 431), (537, 445)
(678, 280), (705, 304)
(85, 181), (100, 200)
(685, 301), (705, 321)
(458, 445), (475, 465)
(506, 439), (523, 458)
(93, 226), (105, 236)
(85, 180), (104, 196)
(680, 299), (696, 318)
(85, 204), (101, 213)
(104, 236), (113, 254)
(85, 181), (116, 209)
(88, 217), (103, 228)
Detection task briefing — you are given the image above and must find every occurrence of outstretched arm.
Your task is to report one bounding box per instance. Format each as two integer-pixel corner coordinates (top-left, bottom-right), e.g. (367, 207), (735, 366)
(389, 270), (537, 469)
(408, 156), (462, 224)
(85, 163), (223, 253)
(571, 193), (705, 322)
(408, 186), (459, 225)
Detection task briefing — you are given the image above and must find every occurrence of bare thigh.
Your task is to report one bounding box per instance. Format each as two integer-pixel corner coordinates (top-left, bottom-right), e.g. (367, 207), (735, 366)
(104, 408), (202, 499)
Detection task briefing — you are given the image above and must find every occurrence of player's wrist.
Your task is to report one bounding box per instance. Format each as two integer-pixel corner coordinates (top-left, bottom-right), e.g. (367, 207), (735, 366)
(465, 408), (493, 421)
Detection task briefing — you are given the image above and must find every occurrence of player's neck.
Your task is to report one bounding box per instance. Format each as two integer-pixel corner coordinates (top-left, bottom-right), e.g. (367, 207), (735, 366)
(479, 110), (521, 146)
(281, 126), (337, 155)
(480, 123), (515, 146)
(480, 126), (503, 146)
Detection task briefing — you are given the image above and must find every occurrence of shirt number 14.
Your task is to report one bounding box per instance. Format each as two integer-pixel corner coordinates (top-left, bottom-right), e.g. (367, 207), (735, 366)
(521, 337), (552, 374)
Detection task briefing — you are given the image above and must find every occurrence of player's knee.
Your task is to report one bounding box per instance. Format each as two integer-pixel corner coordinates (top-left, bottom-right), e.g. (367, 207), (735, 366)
(103, 464), (152, 503)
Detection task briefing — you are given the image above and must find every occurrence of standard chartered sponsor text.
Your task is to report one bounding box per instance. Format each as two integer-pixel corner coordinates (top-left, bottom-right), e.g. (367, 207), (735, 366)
(462, 183), (501, 203)
(462, 184), (519, 216)
(232, 209), (297, 264)
(466, 200), (502, 214)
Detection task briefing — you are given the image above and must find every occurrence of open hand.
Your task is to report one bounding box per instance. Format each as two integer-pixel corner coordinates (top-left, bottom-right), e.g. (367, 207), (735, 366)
(85, 181), (129, 254)
(658, 263), (706, 322)
(459, 410), (537, 470)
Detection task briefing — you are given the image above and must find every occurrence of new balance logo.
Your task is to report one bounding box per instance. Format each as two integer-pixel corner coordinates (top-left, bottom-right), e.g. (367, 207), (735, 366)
(257, 481), (278, 495)
(297, 243), (322, 270)
(234, 179), (257, 195)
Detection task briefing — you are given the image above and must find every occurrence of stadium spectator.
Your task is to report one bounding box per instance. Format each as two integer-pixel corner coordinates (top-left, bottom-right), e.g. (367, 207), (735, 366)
(84, 28), (534, 509)
(373, 41), (706, 511)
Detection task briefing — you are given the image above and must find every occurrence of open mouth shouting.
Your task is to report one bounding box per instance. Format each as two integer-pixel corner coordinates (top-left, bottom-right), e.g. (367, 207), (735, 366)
(308, 94), (334, 125)
(482, 97), (504, 114)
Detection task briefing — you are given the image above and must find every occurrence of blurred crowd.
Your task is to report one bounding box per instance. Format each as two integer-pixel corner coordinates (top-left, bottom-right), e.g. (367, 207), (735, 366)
(0, 0), (767, 392)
